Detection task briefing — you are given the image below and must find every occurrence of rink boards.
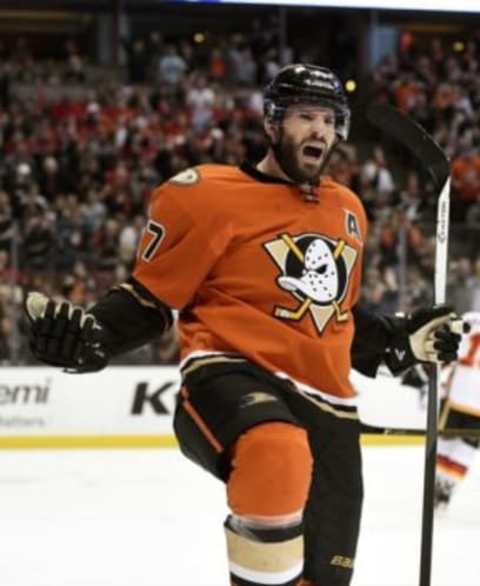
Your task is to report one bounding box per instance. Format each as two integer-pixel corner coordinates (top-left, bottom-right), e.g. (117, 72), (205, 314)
(0, 366), (427, 448)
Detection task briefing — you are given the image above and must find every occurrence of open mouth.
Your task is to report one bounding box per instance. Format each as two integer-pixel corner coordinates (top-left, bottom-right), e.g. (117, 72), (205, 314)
(302, 145), (324, 159)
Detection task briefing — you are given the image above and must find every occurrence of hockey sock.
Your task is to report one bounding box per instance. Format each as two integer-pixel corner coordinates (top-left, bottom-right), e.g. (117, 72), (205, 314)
(225, 515), (303, 586)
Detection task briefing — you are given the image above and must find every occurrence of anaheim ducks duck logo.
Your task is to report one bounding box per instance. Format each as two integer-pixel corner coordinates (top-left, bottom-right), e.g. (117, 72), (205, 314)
(264, 232), (358, 334)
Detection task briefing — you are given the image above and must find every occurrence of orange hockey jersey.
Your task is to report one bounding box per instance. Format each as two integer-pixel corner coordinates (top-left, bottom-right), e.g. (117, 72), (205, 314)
(133, 163), (368, 400)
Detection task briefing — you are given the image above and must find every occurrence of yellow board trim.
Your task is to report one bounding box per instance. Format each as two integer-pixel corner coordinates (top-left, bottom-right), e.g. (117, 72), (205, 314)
(0, 434), (423, 449)
(0, 435), (179, 450)
(361, 435), (423, 446)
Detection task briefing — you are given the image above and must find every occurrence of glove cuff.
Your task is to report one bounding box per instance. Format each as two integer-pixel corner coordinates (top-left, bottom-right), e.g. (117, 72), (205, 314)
(383, 315), (417, 375)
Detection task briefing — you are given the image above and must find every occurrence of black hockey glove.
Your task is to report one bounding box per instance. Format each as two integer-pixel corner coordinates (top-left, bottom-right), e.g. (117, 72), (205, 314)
(384, 305), (465, 375)
(25, 292), (110, 373)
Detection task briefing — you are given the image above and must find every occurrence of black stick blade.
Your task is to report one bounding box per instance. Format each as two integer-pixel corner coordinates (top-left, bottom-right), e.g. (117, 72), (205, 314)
(366, 104), (450, 190)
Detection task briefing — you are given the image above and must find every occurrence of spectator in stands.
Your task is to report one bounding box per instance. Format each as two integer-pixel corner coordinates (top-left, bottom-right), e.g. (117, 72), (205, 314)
(226, 34), (244, 85)
(452, 148), (480, 203)
(361, 265), (400, 314)
(118, 215), (143, 269)
(22, 212), (55, 271)
(235, 47), (258, 86)
(328, 144), (361, 193)
(123, 38), (149, 84)
(0, 292), (11, 362)
(157, 45), (188, 87)
(361, 146), (395, 198)
(186, 74), (216, 132)
(0, 60), (12, 107)
(393, 75), (424, 113)
(209, 47), (226, 82)
(0, 190), (13, 252)
(147, 31), (164, 70)
(471, 258), (480, 312)
(55, 196), (90, 271)
(64, 39), (86, 83)
(449, 257), (478, 314)
(262, 48), (281, 82)
(428, 37), (447, 78)
(38, 156), (70, 202)
(93, 217), (121, 272)
(399, 172), (426, 222)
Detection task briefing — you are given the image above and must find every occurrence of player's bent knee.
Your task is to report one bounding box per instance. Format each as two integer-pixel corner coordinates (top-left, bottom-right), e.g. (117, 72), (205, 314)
(227, 422), (312, 519)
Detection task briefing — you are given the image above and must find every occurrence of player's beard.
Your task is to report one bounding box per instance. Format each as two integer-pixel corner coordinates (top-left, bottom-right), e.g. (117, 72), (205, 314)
(272, 128), (328, 186)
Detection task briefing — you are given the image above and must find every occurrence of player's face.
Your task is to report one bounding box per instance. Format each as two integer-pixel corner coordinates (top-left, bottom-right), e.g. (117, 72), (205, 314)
(275, 105), (337, 184)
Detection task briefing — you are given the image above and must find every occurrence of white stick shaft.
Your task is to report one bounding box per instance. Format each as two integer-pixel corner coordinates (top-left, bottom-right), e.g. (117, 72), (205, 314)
(419, 174), (451, 586)
(434, 177), (451, 305)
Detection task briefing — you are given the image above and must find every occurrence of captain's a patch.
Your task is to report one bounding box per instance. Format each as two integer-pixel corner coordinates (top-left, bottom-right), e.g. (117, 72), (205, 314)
(345, 210), (362, 241)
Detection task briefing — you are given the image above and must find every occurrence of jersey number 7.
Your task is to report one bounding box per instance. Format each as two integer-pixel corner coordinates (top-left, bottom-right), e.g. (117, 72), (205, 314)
(141, 220), (165, 262)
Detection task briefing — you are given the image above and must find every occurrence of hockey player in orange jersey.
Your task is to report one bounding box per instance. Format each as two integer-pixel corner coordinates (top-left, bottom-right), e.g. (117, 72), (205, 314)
(25, 64), (464, 586)
(435, 311), (480, 509)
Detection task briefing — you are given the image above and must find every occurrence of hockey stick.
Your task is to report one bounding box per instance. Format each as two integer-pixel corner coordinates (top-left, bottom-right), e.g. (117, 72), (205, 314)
(366, 104), (451, 586)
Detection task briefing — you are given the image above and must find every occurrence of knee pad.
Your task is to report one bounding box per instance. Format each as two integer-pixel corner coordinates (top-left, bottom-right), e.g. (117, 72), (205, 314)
(225, 514), (303, 586)
(227, 422), (312, 520)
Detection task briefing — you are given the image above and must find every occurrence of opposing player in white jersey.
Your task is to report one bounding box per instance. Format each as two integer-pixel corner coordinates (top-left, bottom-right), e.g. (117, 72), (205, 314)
(435, 311), (480, 508)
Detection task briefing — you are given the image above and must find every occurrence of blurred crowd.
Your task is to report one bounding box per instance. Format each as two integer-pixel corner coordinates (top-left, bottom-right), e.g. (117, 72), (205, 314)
(362, 28), (480, 315)
(0, 24), (480, 365)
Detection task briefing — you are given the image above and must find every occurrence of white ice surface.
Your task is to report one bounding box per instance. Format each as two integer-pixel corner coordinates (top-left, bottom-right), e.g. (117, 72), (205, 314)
(0, 446), (479, 586)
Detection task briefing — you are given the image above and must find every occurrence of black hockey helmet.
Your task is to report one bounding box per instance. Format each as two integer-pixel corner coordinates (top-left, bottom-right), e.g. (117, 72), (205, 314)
(264, 64), (351, 141)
